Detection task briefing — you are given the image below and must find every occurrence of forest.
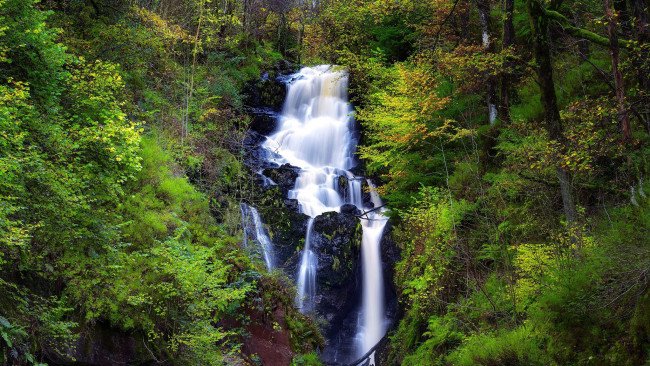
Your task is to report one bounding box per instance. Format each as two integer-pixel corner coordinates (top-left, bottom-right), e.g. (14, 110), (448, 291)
(0, 0), (649, 364)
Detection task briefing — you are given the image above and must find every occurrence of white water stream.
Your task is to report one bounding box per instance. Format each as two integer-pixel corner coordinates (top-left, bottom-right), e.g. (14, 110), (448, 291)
(240, 203), (274, 270)
(357, 182), (388, 356)
(262, 65), (388, 359)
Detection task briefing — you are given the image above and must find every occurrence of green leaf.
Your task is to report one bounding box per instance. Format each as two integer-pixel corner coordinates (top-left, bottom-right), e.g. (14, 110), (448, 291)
(1, 331), (12, 347)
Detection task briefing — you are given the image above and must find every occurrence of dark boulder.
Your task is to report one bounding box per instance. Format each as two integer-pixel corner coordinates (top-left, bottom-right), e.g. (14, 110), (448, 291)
(253, 172), (277, 190)
(380, 222), (400, 329)
(243, 69), (289, 112)
(337, 174), (349, 199)
(276, 59), (296, 74)
(243, 62), (297, 137)
(348, 164), (365, 177)
(309, 211), (362, 327)
(284, 198), (300, 212)
(244, 138), (281, 171)
(312, 211), (362, 287)
(258, 202), (310, 272)
(248, 108), (279, 136)
(340, 203), (361, 216)
(243, 130), (267, 146)
(263, 164), (300, 197)
(246, 148), (280, 171)
(247, 78), (285, 112)
(380, 221), (401, 268)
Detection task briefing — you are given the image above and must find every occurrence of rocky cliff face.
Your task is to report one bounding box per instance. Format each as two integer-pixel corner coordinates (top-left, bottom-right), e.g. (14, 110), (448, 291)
(243, 60), (296, 136)
(311, 211), (362, 326)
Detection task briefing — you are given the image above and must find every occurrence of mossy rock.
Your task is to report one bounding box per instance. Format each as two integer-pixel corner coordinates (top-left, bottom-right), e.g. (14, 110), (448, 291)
(262, 164), (301, 198)
(311, 211), (362, 289)
(256, 187), (310, 273)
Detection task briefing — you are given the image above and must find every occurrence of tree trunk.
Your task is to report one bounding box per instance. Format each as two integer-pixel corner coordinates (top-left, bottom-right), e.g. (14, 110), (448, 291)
(500, 0), (515, 124)
(557, 166), (577, 226)
(527, 0), (577, 227)
(604, 0), (633, 141)
(630, 0), (650, 133)
(460, 7), (471, 42)
(297, 20), (305, 65)
(478, 0), (498, 124)
(614, 0), (632, 39)
(503, 0), (515, 47)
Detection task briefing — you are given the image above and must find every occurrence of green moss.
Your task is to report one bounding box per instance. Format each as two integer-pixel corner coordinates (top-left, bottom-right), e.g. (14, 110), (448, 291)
(332, 257), (341, 272)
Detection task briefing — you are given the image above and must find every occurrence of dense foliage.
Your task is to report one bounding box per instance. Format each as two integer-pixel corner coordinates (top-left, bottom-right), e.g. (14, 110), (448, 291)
(302, 0), (650, 364)
(0, 0), (319, 364)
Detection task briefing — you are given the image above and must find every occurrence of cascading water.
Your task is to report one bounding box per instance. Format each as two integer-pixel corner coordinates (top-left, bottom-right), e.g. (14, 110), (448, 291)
(296, 218), (317, 311)
(357, 181), (389, 359)
(240, 203), (274, 270)
(261, 65), (389, 362)
(263, 66), (355, 314)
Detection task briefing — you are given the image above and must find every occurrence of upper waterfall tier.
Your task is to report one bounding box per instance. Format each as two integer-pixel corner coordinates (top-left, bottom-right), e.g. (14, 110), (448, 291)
(263, 65), (356, 171)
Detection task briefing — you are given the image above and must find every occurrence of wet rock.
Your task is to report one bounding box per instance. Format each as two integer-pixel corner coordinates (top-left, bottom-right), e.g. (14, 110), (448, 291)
(320, 310), (363, 365)
(380, 222), (401, 267)
(337, 175), (349, 198)
(312, 211), (361, 288)
(243, 63), (297, 138)
(253, 79), (285, 111)
(380, 223), (400, 328)
(310, 211), (362, 329)
(253, 172), (277, 190)
(259, 203), (310, 272)
(276, 59), (297, 74)
(243, 130), (266, 146)
(263, 164), (300, 197)
(243, 69), (290, 112)
(340, 203), (361, 216)
(244, 144), (281, 171)
(248, 107), (279, 136)
(284, 198), (300, 212)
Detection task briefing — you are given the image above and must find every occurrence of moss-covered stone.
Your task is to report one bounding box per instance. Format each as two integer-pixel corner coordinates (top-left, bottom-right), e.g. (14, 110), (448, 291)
(262, 164), (301, 198)
(312, 211), (362, 289)
(255, 186), (309, 274)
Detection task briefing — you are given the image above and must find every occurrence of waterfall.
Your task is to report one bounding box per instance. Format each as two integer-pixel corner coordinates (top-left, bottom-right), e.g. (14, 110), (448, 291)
(296, 218), (317, 311)
(358, 181), (388, 356)
(262, 65), (388, 360)
(240, 203), (274, 270)
(263, 66), (353, 315)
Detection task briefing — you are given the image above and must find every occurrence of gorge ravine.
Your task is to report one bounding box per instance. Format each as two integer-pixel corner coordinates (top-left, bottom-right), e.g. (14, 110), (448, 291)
(245, 65), (395, 364)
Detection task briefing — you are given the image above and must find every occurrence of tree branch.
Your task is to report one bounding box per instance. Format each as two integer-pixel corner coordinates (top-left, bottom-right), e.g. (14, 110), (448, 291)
(542, 8), (634, 49)
(356, 204), (387, 219)
(432, 0), (462, 51)
(577, 50), (616, 92)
